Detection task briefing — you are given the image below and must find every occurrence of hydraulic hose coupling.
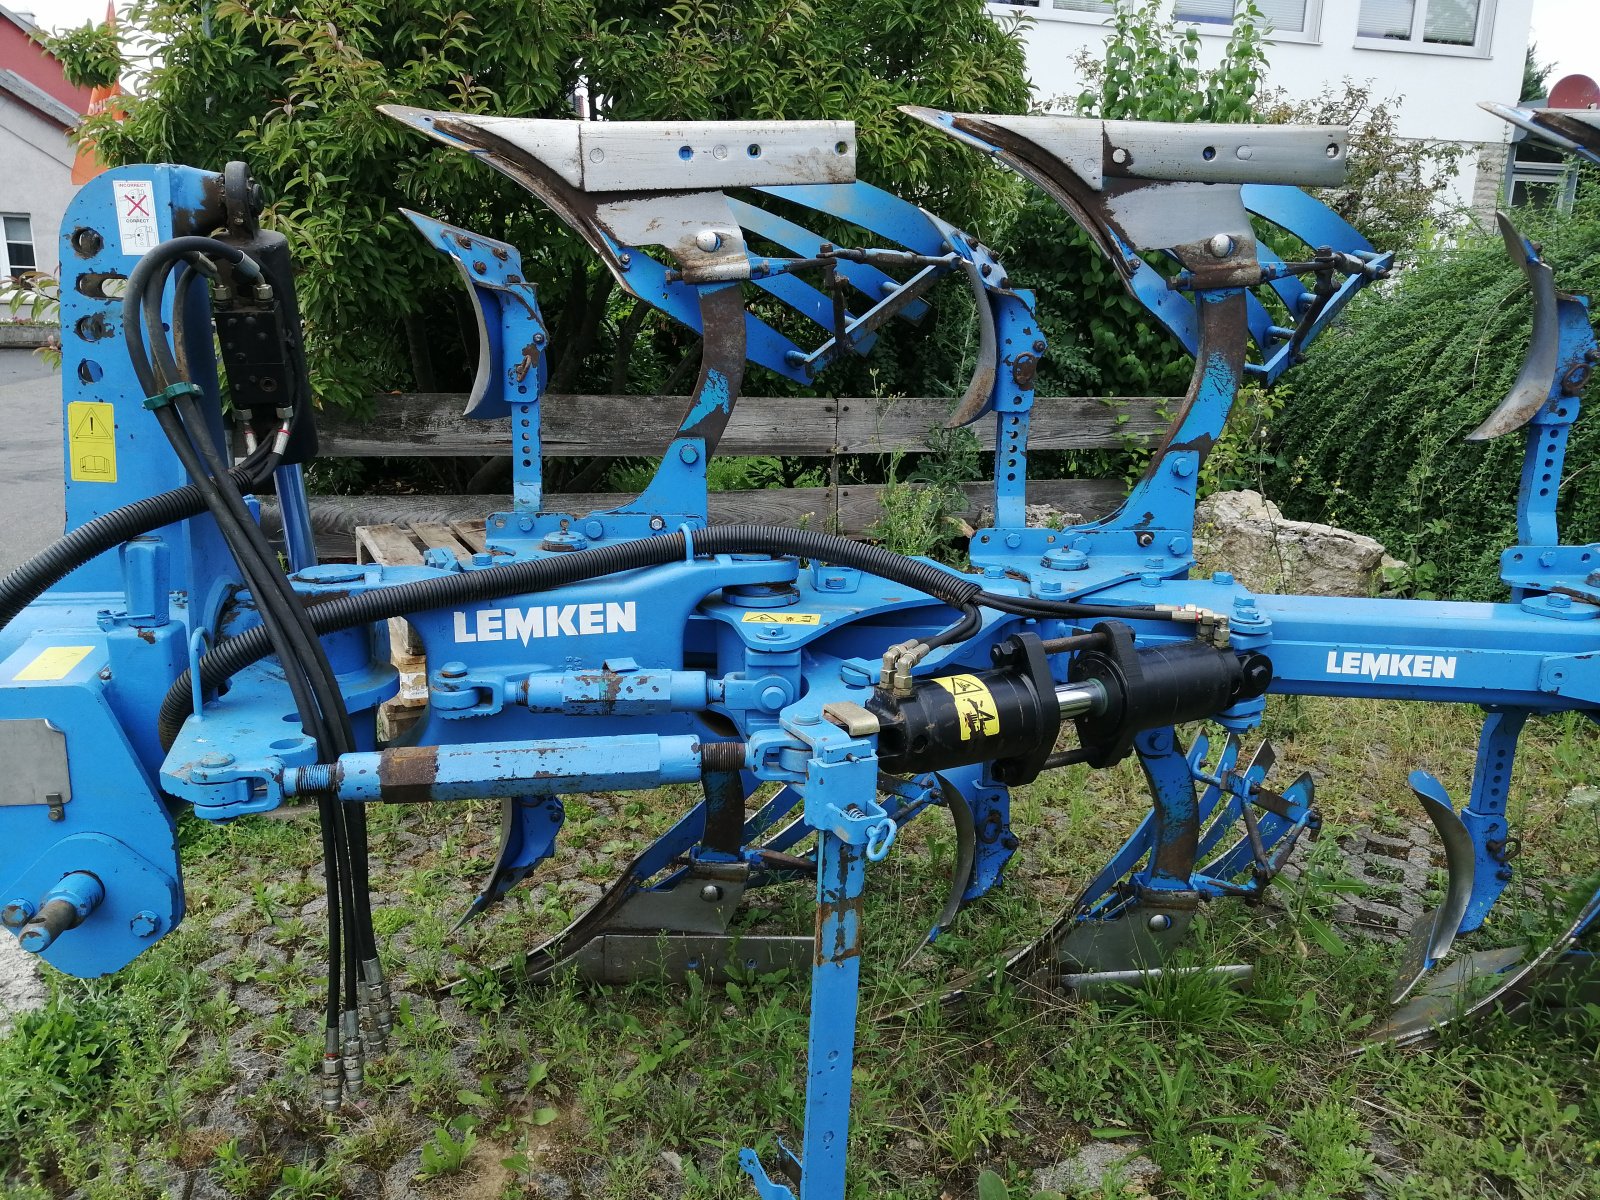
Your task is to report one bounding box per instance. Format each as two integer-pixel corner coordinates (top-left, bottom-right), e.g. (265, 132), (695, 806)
(341, 1009), (365, 1096)
(320, 1030), (344, 1112)
(361, 958), (391, 1049)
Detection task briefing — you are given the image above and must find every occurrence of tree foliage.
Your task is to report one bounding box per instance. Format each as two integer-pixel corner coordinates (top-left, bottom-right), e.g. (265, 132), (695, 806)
(1523, 41), (1555, 103)
(52, 0), (1030, 411)
(1264, 174), (1600, 598)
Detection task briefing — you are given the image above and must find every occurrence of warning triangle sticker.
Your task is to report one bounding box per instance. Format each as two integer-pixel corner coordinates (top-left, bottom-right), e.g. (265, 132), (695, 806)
(73, 411), (111, 440)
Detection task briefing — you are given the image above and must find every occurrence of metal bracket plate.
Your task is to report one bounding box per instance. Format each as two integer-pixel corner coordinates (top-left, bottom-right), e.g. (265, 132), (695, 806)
(0, 719), (71, 810)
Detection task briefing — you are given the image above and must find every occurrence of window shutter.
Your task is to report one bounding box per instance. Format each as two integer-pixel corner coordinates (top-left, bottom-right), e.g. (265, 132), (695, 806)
(1423, 0), (1481, 45)
(1256, 0), (1308, 33)
(1052, 0), (1116, 11)
(1174, 0), (1233, 22)
(1358, 0), (1416, 39)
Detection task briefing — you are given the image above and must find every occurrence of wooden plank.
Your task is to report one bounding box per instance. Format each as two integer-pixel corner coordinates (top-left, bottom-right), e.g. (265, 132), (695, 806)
(834, 479), (1127, 536)
(409, 520), (474, 562)
(450, 521), (488, 553)
(319, 394), (839, 457)
(319, 393), (1171, 458)
(353, 523), (424, 566)
(834, 396), (1169, 454)
(479, 488), (838, 530)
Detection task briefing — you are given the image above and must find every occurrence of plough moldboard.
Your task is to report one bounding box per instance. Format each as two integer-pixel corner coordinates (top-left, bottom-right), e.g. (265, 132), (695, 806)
(2, 99), (1599, 1197)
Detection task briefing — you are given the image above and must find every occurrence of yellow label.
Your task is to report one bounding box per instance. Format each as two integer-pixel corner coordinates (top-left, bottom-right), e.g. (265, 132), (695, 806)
(933, 673), (1000, 741)
(68, 401), (117, 483)
(14, 645), (95, 681)
(741, 611), (822, 625)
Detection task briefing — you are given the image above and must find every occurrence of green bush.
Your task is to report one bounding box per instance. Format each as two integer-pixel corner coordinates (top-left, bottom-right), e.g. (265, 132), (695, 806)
(1265, 178), (1600, 598)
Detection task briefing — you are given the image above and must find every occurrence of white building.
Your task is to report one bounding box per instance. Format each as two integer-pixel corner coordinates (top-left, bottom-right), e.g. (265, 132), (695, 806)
(990, 0), (1535, 213)
(0, 4), (90, 286)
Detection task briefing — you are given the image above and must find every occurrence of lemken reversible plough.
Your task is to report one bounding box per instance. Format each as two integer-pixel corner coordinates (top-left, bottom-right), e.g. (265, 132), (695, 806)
(2, 99), (1598, 1197)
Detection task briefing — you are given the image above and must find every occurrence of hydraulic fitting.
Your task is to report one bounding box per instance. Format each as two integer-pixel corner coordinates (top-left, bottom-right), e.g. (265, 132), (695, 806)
(320, 1029), (344, 1112)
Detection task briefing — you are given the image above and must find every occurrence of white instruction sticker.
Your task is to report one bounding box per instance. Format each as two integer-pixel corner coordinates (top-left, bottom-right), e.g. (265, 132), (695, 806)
(114, 180), (158, 255)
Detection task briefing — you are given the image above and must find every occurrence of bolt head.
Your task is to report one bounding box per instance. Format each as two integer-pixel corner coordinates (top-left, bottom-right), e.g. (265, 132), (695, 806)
(1004, 532), (1022, 549)
(680, 444), (700, 464)
(1549, 592), (1573, 609)
(439, 661), (469, 680)
(199, 752), (235, 769)
(129, 910), (160, 938)
(1167, 536), (1191, 556)
(699, 884), (723, 903)
(584, 520), (605, 539)
(1211, 571), (1235, 585)
(649, 516), (667, 531)
(694, 229), (723, 253)
(760, 684), (788, 711)
(1207, 233), (1235, 258)
(1148, 913), (1173, 932)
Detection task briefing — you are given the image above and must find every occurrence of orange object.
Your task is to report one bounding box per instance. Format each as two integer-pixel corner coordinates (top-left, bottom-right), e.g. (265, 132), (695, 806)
(70, 3), (124, 186)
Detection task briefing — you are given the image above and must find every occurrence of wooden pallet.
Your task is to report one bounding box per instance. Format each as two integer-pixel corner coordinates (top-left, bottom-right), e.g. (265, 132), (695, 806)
(353, 519), (491, 737)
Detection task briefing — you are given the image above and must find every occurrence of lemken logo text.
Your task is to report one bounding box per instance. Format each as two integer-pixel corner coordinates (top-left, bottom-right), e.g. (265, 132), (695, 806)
(1323, 650), (1457, 681)
(452, 602), (637, 645)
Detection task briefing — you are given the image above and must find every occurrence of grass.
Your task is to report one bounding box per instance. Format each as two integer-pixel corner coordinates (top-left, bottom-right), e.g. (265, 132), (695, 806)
(2, 696), (1600, 1199)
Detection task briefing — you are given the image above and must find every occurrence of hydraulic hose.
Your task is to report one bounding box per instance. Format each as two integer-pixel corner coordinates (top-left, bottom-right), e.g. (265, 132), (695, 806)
(159, 524), (989, 748)
(0, 463), (270, 631)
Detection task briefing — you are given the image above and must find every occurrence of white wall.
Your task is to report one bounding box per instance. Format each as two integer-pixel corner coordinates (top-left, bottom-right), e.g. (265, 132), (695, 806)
(0, 92), (74, 279)
(992, 0), (1534, 210)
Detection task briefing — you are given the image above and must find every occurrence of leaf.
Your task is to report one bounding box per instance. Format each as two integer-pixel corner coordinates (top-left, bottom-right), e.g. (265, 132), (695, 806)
(977, 1168), (1010, 1200)
(530, 1106), (559, 1126)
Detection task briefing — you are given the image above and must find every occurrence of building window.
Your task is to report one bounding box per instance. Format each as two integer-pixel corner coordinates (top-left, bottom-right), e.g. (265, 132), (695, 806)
(1176, 1), (1308, 34)
(2, 216), (35, 280)
(987, 0), (1117, 18)
(1356, 0), (1492, 56)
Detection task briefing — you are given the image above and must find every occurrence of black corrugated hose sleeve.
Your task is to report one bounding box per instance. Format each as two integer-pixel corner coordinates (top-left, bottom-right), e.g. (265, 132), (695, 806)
(0, 463), (268, 631)
(157, 524), (986, 749)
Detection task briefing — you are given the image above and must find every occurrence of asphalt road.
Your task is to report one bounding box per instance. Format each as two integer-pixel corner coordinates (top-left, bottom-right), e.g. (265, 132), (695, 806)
(0, 348), (56, 1021)
(0, 349), (64, 575)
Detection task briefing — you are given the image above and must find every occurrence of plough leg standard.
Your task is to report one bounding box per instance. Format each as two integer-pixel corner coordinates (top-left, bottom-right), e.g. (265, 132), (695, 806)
(0, 103), (1596, 1196)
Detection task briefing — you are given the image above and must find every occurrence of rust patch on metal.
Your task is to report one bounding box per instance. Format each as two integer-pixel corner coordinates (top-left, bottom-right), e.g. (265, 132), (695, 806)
(512, 342), (541, 384)
(1010, 353), (1038, 390)
(813, 890), (865, 966)
(378, 745), (439, 804)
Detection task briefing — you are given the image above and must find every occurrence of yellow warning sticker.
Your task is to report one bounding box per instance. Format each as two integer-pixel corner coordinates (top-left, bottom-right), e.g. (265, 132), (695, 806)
(741, 612), (822, 625)
(14, 645), (95, 681)
(68, 401), (117, 483)
(933, 673), (1000, 741)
